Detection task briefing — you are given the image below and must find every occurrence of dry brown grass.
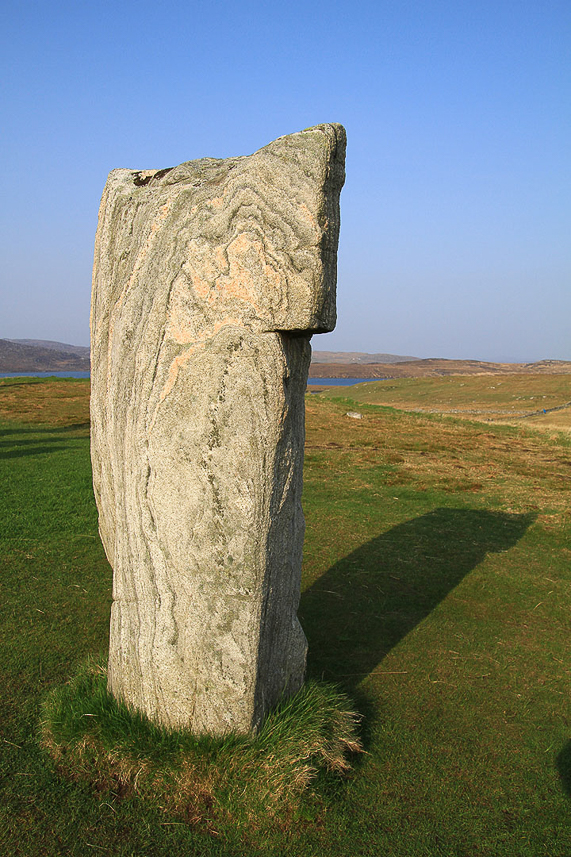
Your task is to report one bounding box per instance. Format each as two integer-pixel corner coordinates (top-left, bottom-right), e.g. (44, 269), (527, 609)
(315, 374), (571, 431)
(0, 378), (90, 426)
(42, 724), (224, 831)
(305, 396), (571, 527)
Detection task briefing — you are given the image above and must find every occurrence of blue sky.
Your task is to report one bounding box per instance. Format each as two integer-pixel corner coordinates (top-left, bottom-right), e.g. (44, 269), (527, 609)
(1, 0), (569, 361)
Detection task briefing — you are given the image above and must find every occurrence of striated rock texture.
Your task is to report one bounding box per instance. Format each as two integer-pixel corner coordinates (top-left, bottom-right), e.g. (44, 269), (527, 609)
(90, 124), (346, 734)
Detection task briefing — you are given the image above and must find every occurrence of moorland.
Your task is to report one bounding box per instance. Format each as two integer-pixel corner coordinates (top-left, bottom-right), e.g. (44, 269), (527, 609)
(1, 374), (570, 856)
(309, 355), (571, 379)
(4, 339), (571, 381)
(310, 373), (571, 433)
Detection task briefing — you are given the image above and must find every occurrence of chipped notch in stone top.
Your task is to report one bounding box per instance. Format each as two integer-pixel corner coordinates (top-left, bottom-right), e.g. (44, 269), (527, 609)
(91, 125), (345, 734)
(132, 167), (175, 187)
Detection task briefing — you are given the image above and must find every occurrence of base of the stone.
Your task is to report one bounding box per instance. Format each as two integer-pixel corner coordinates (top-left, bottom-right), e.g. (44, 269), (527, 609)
(40, 658), (363, 834)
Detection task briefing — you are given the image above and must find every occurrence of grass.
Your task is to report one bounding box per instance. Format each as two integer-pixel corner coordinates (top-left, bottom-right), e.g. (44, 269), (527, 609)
(0, 376), (91, 426)
(1, 376), (571, 855)
(316, 373), (571, 431)
(40, 660), (361, 834)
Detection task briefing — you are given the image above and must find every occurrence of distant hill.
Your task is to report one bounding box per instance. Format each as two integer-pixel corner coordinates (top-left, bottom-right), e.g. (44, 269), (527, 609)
(3, 340), (570, 379)
(308, 357), (571, 379)
(311, 351), (417, 364)
(0, 339), (90, 372)
(8, 339), (90, 358)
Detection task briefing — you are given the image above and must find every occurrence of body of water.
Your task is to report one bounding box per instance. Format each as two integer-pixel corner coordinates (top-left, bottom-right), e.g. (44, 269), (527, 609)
(308, 377), (379, 386)
(0, 371), (90, 379)
(0, 372), (380, 386)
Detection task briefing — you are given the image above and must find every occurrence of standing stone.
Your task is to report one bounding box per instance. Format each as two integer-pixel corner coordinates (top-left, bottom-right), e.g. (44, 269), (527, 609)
(90, 124), (346, 734)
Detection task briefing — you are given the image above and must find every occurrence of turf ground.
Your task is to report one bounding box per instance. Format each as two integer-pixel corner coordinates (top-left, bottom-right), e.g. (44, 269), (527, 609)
(1, 376), (570, 855)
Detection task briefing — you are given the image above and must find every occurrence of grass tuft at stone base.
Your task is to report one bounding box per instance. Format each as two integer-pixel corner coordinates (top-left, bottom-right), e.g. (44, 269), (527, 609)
(40, 659), (363, 833)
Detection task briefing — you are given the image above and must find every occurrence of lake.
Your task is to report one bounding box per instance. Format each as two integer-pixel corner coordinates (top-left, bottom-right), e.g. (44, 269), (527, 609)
(308, 377), (379, 386)
(0, 371), (91, 379)
(0, 372), (379, 386)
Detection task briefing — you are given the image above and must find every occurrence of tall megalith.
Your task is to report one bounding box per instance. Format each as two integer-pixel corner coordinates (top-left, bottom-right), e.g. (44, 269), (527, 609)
(90, 124), (346, 734)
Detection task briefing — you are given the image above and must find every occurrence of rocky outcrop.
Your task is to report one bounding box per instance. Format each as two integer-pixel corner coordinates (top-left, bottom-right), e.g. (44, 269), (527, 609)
(90, 124), (345, 734)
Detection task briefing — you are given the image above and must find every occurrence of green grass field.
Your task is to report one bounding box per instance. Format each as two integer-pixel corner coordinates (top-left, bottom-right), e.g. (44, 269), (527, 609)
(1, 376), (571, 855)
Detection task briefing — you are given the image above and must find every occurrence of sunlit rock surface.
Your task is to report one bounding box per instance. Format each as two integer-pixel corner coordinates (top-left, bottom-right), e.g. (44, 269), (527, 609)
(90, 124), (345, 733)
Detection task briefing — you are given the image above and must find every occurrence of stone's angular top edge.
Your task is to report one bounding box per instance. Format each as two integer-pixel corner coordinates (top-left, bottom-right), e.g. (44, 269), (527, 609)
(250, 122), (346, 163)
(302, 122), (346, 134)
(266, 122), (346, 148)
(104, 124), (346, 188)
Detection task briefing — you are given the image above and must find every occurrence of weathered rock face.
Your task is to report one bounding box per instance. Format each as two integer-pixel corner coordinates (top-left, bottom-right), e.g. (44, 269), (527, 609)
(90, 124), (346, 734)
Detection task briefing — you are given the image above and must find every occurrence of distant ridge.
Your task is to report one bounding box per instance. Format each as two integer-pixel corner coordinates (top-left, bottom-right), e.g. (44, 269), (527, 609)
(0, 339), (90, 372)
(311, 351), (417, 364)
(2, 341), (570, 378)
(8, 339), (90, 357)
(308, 356), (571, 379)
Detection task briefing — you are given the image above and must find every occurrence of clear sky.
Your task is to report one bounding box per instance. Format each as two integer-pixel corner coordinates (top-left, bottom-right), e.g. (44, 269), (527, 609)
(1, 0), (569, 361)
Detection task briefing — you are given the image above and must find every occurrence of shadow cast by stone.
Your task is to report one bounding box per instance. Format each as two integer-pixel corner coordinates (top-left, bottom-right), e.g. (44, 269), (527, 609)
(0, 444), (71, 460)
(0, 380), (45, 390)
(0, 424), (89, 437)
(300, 508), (536, 691)
(556, 741), (571, 796)
(0, 427), (89, 460)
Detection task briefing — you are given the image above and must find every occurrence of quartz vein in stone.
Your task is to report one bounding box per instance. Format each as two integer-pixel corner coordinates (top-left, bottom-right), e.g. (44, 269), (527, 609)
(90, 124), (346, 733)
